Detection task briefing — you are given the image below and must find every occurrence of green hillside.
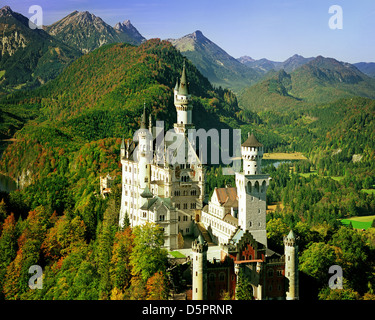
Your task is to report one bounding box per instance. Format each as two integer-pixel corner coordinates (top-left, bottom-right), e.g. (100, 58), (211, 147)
(0, 39), (241, 187)
(238, 56), (375, 112)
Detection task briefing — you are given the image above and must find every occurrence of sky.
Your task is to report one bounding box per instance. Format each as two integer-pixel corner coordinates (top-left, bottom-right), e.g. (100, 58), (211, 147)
(4, 0), (375, 63)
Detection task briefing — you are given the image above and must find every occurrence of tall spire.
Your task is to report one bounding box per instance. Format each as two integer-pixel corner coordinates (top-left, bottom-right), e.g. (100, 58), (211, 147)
(140, 103), (147, 129)
(178, 59), (189, 95)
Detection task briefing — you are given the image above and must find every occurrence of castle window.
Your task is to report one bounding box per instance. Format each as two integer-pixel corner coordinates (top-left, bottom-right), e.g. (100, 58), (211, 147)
(183, 203), (188, 209)
(268, 269), (274, 277)
(254, 181), (259, 193)
(277, 270), (283, 277)
(249, 221), (252, 227)
(247, 181), (252, 193)
(258, 209), (261, 214)
(186, 227), (189, 233)
(261, 180), (266, 193)
(209, 273), (215, 281)
(219, 273), (225, 281)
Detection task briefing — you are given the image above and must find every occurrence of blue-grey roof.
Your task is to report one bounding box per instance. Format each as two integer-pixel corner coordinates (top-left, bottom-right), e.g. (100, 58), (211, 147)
(231, 229), (244, 245)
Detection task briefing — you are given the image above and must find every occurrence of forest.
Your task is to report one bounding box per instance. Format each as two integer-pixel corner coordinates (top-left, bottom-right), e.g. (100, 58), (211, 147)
(0, 39), (374, 300)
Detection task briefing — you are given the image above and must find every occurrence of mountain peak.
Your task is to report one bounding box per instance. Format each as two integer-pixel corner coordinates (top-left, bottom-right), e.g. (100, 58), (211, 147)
(237, 56), (256, 64)
(0, 5), (13, 17)
(191, 30), (206, 40)
(114, 19), (145, 43)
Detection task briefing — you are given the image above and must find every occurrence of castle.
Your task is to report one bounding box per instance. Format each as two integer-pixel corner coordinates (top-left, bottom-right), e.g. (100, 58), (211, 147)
(118, 62), (205, 250)
(118, 62), (299, 299)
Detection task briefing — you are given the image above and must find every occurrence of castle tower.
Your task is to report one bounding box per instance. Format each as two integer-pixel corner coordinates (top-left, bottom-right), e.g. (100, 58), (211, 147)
(137, 106), (152, 192)
(192, 235), (208, 300)
(241, 132), (263, 175)
(174, 61), (194, 135)
(120, 136), (126, 159)
(284, 230), (299, 300)
(235, 132), (269, 246)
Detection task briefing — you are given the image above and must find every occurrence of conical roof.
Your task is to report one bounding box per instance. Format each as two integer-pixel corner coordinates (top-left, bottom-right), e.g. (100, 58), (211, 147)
(140, 104), (147, 129)
(178, 61), (189, 95)
(198, 234), (205, 244)
(286, 229), (295, 240)
(241, 132), (263, 147)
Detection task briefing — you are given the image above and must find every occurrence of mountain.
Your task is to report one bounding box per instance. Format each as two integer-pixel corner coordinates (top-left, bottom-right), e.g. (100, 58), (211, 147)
(114, 20), (145, 44)
(354, 62), (375, 78)
(237, 56), (255, 64)
(238, 58), (281, 73)
(44, 11), (144, 54)
(167, 30), (260, 91)
(237, 54), (313, 74)
(0, 6), (81, 95)
(281, 54), (314, 73)
(238, 55), (375, 111)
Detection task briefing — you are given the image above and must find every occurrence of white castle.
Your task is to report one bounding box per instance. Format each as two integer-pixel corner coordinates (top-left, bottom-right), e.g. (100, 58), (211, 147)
(118, 62), (270, 251)
(119, 62), (205, 250)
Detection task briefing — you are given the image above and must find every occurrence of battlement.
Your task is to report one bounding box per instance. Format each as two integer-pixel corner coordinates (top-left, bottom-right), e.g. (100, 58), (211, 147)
(283, 238), (296, 247)
(192, 239), (208, 253)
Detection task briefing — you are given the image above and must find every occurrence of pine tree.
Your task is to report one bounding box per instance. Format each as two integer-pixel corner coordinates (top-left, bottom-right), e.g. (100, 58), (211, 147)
(235, 267), (254, 300)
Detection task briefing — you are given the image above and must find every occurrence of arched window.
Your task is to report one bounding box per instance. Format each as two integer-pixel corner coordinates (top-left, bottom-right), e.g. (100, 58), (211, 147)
(261, 180), (266, 193)
(247, 181), (252, 193)
(254, 181), (259, 193)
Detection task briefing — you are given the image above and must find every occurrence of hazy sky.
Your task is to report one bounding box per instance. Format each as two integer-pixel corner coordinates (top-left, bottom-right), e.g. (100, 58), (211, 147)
(5, 0), (375, 63)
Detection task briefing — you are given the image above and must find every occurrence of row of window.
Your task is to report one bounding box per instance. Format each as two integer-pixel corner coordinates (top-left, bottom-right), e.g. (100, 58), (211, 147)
(202, 213), (233, 236)
(124, 164), (170, 183)
(174, 189), (198, 196)
(175, 203), (196, 209)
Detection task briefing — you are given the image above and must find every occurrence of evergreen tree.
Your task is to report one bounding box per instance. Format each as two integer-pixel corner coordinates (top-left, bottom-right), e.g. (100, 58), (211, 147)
(235, 267), (254, 300)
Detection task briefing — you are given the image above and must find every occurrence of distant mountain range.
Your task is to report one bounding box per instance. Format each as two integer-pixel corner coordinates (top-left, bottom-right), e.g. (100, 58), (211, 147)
(237, 54), (315, 73)
(167, 30), (260, 91)
(44, 11), (145, 54)
(238, 55), (375, 111)
(0, 6), (145, 94)
(1, 4), (375, 105)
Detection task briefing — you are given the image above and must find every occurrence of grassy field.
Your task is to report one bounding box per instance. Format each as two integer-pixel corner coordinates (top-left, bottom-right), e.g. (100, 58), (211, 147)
(298, 170), (344, 182)
(341, 215), (375, 230)
(169, 251), (186, 258)
(263, 152), (307, 160)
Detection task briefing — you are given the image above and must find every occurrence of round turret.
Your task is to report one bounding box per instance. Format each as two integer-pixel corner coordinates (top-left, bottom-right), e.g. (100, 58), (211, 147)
(284, 229), (299, 300)
(192, 235), (208, 300)
(241, 132), (263, 175)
